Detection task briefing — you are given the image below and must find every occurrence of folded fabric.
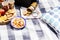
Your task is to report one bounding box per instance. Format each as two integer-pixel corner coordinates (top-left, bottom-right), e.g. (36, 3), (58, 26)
(42, 6), (60, 32)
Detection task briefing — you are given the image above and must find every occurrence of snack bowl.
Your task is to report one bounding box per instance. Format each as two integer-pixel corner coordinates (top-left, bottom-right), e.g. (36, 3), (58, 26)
(11, 17), (26, 30)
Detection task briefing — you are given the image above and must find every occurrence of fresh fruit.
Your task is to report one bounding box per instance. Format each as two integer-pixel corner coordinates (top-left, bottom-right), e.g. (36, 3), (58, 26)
(0, 9), (5, 16)
(2, 6), (9, 12)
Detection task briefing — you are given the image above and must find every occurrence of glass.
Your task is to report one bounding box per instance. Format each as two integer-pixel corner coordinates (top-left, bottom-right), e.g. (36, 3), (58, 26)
(8, 0), (15, 9)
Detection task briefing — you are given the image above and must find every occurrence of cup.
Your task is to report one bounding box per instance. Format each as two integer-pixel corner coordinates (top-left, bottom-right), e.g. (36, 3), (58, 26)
(8, 0), (15, 9)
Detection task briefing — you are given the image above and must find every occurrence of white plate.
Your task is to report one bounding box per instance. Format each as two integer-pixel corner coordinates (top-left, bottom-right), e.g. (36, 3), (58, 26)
(20, 5), (42, 19)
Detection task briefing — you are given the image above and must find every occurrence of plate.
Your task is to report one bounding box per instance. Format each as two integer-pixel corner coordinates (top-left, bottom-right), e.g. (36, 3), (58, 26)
(20, 5), (42, 19)
(0, 8), (16, 24)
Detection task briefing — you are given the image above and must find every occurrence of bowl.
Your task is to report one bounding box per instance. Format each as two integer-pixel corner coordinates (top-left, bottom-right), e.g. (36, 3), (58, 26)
(11, 17), (26, 30)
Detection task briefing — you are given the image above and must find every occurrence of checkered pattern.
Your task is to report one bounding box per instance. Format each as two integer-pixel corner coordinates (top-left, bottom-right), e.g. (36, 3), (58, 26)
(42, 6), (60, 32)
(38, 0), (60, 33)
(38, 0), (60, 12)
(38, 0), (60, 39)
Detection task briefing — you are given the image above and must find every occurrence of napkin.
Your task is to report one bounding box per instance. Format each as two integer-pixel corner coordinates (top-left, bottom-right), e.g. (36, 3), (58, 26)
(42, 6), (60, 32)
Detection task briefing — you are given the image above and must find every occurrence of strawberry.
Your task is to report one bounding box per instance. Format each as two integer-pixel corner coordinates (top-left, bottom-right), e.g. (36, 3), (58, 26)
(0, 9), (5, 16)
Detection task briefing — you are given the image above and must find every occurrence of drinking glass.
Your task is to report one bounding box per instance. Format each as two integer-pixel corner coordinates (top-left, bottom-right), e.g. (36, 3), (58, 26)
(8, 0), (15, 9)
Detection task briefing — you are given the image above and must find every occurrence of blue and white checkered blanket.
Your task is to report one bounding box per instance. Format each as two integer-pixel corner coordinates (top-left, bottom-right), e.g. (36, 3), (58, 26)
(42, 6), (60, 32)
(38, 0), (60, 32)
